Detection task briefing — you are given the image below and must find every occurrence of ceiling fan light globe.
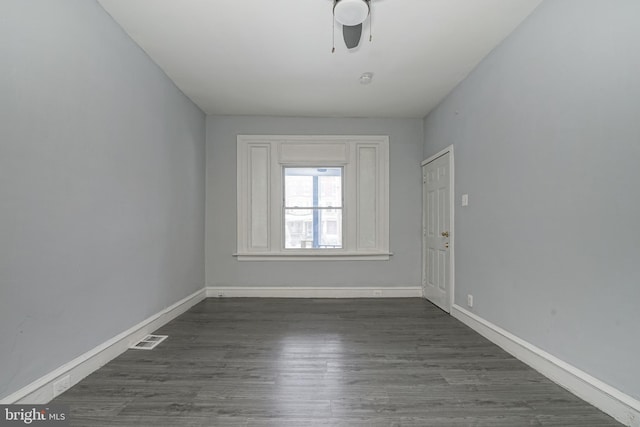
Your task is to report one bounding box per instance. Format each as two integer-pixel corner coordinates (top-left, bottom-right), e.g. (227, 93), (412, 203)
(334, 0), (369, 26)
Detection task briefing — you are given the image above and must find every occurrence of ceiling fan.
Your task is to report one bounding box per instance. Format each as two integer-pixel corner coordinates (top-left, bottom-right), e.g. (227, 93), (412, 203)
(333, 0), (371, 50)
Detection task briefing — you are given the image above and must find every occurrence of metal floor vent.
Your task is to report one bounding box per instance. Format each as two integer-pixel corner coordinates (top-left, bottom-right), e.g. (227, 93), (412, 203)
(130, 334), (168, 350)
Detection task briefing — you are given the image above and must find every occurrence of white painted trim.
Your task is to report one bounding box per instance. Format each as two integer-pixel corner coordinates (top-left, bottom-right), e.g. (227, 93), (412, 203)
(421, 145), (453, 166)
(206, 286), (423, 298)
(237, 135), (390, 260)
(234, 252), (392, 261)
(449, 148), (455, 311)
(421, 144), (455, 312)
(1, 288), (206, 405)
(451, 304), (640, 427)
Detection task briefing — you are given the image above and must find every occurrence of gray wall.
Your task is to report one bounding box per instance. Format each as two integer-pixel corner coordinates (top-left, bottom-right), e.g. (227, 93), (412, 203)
(206, 116), (423, 288)
(423, 0), (640, 399)
(0, 0), (206, 400)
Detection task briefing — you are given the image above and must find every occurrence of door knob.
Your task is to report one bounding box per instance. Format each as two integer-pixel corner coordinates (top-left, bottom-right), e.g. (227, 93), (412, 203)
(441, 231), (449, 237)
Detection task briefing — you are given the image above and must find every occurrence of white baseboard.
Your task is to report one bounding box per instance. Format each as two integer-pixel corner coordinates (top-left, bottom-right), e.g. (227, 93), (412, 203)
(1, 288), (206, 405)
(206, 286), (423, 298)
(451, 304), (640, 427)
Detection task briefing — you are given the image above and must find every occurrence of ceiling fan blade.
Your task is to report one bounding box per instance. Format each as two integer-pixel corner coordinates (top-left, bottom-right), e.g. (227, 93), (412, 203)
(342, 24), (363, 49)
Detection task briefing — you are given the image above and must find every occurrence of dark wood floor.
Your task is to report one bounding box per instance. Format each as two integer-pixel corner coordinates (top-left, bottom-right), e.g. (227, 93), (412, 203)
(52, 298), (621, 426)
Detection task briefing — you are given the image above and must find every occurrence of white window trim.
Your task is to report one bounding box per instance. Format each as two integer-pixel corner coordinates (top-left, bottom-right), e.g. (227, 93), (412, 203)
(235, 135), (391, 261)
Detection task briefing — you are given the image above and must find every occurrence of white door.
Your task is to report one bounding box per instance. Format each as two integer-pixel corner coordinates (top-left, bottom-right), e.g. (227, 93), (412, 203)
(422, 152), (451, 312)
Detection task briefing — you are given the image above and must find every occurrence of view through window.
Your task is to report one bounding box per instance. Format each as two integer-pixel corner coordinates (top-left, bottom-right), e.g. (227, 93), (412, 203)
(284, 167), (343, 249)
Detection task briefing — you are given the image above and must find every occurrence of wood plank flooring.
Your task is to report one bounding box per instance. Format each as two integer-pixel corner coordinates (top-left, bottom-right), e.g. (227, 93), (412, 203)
(52, 298), (622, 426)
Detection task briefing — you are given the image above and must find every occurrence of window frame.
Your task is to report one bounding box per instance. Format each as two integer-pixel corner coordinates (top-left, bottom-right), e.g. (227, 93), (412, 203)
(235, 135), (390, 261)
(282, 166), (345, 251)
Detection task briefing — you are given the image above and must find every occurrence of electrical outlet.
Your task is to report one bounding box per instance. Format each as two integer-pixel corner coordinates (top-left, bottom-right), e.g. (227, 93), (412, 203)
(53, 375), (70, 397)
(373, 290), (383, 297)
(217, 290), (224, 298)
(467, 294), (473, 307)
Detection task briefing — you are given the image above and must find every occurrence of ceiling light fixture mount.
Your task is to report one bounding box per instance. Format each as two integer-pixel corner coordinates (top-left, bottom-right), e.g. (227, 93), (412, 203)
(334, 0), (370, 26)
(332, 0), (372, 52)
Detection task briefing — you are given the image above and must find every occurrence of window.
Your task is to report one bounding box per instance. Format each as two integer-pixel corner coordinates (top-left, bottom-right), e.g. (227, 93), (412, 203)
(236, 135), (389, 261)
(284, 167), (343, 249)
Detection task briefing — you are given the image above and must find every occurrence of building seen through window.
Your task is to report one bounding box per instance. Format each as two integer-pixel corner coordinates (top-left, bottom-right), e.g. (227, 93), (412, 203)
(284, 167), (342, 249)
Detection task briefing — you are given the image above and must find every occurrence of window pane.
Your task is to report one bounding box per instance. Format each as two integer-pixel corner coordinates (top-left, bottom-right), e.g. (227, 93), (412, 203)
(284, 174), (313, 207)
(284, 208), (342, 249)
(284, 167), (343, 249)
(284, 168), (342, 208)
(317, 174), (342, 208)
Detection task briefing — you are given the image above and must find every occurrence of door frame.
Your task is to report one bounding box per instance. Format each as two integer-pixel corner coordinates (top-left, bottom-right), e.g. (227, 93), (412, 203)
(421, 145), (455, 312)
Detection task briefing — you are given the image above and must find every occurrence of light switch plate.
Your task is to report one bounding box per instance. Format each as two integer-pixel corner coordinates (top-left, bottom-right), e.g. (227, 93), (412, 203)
(461, 194), (469, 206)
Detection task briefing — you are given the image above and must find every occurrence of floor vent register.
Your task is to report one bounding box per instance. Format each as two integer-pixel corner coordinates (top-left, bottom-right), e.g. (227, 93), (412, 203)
(130, 334), (168, 350)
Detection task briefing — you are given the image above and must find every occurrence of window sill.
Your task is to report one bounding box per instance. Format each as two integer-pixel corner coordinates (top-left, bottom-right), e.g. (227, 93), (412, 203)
(233, 252), (392, 261)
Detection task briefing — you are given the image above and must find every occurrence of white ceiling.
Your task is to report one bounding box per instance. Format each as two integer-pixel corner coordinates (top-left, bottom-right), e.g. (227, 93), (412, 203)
(98, 0), (542, 118)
